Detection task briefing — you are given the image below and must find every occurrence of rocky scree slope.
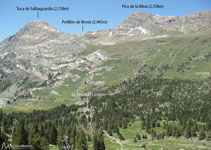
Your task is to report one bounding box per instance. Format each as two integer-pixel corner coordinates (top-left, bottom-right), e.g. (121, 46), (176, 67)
(85, 10), (211, 44)
(0, 10), (211, 101)
(0, 21), (110, 100)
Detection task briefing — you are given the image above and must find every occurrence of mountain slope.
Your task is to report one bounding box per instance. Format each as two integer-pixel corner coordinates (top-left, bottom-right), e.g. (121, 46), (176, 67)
(0, 21), (109, 106)
(85, 10), (211, 44)
(0, 10), (211, 111)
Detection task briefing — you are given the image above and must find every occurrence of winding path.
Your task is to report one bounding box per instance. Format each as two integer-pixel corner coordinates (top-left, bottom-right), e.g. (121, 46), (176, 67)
(104, 131), (124, 150)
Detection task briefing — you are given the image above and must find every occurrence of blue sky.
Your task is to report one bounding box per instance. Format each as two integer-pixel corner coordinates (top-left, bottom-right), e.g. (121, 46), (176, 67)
(0, 0), (211, 42)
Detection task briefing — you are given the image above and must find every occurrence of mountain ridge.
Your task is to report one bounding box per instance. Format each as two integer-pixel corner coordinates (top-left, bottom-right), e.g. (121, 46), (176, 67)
(1, 10), (211, 47)
(0, 10), (211, 110)
(85, 10), (211, 44)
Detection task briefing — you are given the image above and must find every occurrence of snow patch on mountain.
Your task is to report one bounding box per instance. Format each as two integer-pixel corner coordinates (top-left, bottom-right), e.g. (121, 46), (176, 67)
(135, 26), (148, 34)
(109, 32), (113, 37)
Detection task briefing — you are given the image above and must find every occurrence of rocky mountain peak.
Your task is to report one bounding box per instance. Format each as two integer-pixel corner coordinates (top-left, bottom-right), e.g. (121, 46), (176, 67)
(15, 20), (62, 44)
(120, 11), (153, 27)
(85, 10), (211, 44)
(0, 21), (68, 52)
(19, 20), (61, 36)
(0, 20), (87, 84)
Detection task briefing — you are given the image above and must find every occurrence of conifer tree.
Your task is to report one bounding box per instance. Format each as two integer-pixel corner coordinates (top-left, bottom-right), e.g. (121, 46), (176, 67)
(151, 129), (157, 139)
(185, 127), (191, 139)
(69, 128), (76, 148)
(199, 127), (206, 140)
(136, 133), (141, 140)
(93, 130), (105, 150)
(76, 130), (88, 150)
(49, 125), (58, 145)
(0, 109), (3, 122)
(12, 120), (28, 145)
(0, 128), (10, 150)
(133, 137), (137, 143)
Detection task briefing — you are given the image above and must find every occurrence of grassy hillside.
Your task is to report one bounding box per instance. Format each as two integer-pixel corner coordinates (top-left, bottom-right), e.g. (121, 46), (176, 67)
(101, 33), (211, 80)
(1, 32), (211, 112)
(104, 121), (211, 150)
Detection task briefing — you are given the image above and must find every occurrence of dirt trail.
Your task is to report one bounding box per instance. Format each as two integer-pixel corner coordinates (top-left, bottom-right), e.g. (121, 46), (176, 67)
(104, 131), (124, 150)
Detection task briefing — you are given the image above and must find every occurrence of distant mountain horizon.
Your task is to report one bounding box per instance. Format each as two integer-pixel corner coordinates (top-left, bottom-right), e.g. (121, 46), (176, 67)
(1, 10), (211, 43)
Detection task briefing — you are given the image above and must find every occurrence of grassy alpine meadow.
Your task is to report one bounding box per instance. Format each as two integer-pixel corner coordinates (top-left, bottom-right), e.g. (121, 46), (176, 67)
(1, 33), (211, 113)
(103, 121), (211, 150)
